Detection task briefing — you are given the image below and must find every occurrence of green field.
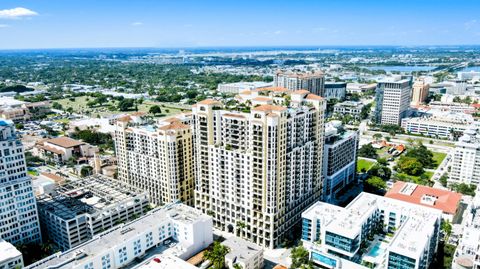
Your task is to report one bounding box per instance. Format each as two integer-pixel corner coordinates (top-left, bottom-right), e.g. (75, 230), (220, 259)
(357, 159), (375, 173)
(432, 152), (447, 167)
(395, 171), (434, 186)
(56, 96), (188, 117)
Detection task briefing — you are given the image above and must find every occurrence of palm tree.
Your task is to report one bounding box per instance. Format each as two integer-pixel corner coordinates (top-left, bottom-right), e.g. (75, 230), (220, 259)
(204, 241), (229, 269)
(233, 263), (243, 269)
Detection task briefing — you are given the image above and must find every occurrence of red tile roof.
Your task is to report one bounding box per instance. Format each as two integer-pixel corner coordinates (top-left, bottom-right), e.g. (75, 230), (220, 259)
(385, 181), (462, 215)
(46, 137), (85, 148)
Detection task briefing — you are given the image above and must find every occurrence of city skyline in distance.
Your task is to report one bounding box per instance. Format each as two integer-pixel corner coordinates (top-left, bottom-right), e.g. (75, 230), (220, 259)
(0, 0), (480, 50)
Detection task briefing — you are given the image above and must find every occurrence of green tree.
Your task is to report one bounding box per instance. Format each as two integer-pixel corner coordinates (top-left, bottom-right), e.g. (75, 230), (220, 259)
(290, 245), (312, 269)
(149, 105), (162, 115)
(52, 102), (63, 110)
(373, 133), (383, 141)
(395, 156), (424, 176)
(405, 143), (435, 168)
(441, 220), (452, 238)
(117, 98), (135, 111)
(439, 173), (448, 187)
(368, 164), (392, 181)
(364, 176), (387, 194)
(204, 241), (229, 269)
(80, 165), (93, 177)
(358, 144), (378, 159)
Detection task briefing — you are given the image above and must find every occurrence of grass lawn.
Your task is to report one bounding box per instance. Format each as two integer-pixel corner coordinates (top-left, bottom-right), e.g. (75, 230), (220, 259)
(56, 97), (188, 117)
(357, 159), (375, 173)
(395, 171), (434, 186)
(27, 170), (39, 176)
(432, 152), (447, 167)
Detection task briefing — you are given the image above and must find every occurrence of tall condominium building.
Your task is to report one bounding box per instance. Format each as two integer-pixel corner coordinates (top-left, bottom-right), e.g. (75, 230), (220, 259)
(27, 203), (213, 269)
(0, 119), (41, 245)
(374, 76), (412, 125)
(274, 70), (325, 96)
(115, 115), (195, 206)
(324, 82), (347, 101)
(449, 122), (480, 185)
(322, 121), (358, 203)
(192, 89), (326, 248)
(301, 192), (442, 269)
(37, 176), (149, 251)
(410, 78), (430, 106)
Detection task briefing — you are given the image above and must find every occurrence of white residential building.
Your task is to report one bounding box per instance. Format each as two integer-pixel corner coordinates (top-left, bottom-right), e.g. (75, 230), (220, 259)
(401, 111), (473, 139)
(274, 70), (325, 96)
(0, 119), (42, 245)
(37, 176), (150, 251)
(223, 236), (264, 269)
(374, 76), (412, 125)
(323, 121), (359, 203)
(192, 89), (326, 248)
(26, 203), (213, 269)
(115, 115), (195, 206)
(217, 81), (273, 94)
(301, 192), (442, 269)
(449, 122), (480, 185)
(0, 240), (23, 269)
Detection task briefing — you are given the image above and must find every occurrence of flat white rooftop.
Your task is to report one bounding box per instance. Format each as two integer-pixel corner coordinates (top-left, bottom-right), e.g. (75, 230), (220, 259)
(0, 240), (22, 262)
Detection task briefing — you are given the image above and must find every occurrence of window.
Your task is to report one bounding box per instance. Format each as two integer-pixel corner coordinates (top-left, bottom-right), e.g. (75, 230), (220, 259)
(118, 247), (128, 263)
(101, 254), (111, 269)
(84, 262), (94, 269)
(133, 239), (142, 256)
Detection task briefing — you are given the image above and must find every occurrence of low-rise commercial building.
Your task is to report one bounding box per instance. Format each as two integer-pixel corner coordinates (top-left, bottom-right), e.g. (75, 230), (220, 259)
(301, 192), (442, 269)
(217, 81), (273, 94)
(223, 237), (264, 269)
(0, 240), (23, 269)
(34, 136), (99, 164)
(37, 176), (149, 251)
(385, 181), (462, 221)
(333, 101), (365, 120)
(401, 111), (473, 139)
(26, 203), (213, 269)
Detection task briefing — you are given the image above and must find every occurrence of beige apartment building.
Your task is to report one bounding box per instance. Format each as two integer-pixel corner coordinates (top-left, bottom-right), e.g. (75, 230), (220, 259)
(274, 70), (325, 96)
(192, 89), (326, 248)
(114, 115), (195, 206)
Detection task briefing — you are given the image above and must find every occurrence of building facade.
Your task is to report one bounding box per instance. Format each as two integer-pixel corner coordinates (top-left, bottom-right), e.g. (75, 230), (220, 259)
(217, 81), (273, 94)
(192, 90), (326, 248)
(411, 78), (430, 106)
(301, 192), (442, 269)
(374, 77), (412, 125)
(274, 70), (325, 96)
(401, 111), (473, 140)
(0, 119), (42, 245)
(324, 82), (347, 101)
(115, 116), (195, 206)
(323, 121), (358, 203)
(37, 176), (149, 251)
(27, 203), (213, 269)
(449, 122), (480, 185)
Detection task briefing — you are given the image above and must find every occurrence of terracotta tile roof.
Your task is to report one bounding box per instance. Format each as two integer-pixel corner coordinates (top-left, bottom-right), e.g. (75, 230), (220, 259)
(197, 99), (222, 105)
(40, 172), (65, 184)
(305, 93), (323, 101)
(117, 115), (132, 122)
(385, 181), (462, 215)
(223, 113), (246, 119)
(252, 97), (272, 102)
(291, 89), (311, 95)
(39, 145), (64, 155)
(252, 104), (287, 112)
(240, 90), (252, 95)
(46, 137), (84, 148)
(158, 121), (189, 131)
(273, 265), (288, 269)
(163, 117), (181, 123)
(256, 86), (288, 92)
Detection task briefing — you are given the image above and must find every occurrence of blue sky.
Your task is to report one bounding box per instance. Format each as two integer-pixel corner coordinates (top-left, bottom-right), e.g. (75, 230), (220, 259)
(0, 0), (479, 49)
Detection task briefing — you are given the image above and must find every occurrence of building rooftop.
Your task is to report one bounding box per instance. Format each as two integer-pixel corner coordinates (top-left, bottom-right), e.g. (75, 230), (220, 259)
(27, 203), (210, 269)
(385, 181), (462, 215)
(45, 137), (85, 148)
(0, 240), (21, 263)
(37, 176), (147, 220)
(222, 237), (262, 265)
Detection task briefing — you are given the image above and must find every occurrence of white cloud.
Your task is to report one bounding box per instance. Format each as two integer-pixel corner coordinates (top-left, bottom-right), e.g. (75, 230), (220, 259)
(0, 24), (10, 28)
(131, 22), (143, 26)
(274, 30), (282, 35)
(0, 7), (38, 19)
(464, 19), (477, 30)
